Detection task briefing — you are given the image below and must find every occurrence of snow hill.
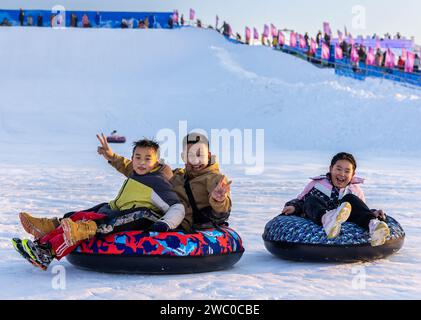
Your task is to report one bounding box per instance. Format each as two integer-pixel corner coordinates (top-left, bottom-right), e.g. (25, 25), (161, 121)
(0, 26), (420, 166)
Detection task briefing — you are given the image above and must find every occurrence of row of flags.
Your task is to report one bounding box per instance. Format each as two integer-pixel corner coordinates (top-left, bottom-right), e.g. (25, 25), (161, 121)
(172, 11), (418, 73)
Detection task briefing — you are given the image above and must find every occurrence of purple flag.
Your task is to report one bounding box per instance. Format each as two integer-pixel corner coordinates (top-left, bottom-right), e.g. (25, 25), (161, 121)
(405, 52), (415, 73)
(271, 24), (277, 38)
(290, 32), (297, 47)
(189, 9), (195, 21)
(278, 30), (285, 45)
(172, 10), (179, 23)
(263, 24), (270, 38)
(321, 42), (330, 60)
(253, 27), (259, 40)
(323, 22), (332, 36)
(245, 27), (251, 43)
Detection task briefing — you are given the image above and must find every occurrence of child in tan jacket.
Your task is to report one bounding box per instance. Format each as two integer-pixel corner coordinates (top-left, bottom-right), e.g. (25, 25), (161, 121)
(98, 132), (232, 231)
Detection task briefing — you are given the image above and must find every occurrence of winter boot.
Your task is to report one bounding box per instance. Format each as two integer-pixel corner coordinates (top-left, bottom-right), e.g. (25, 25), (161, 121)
(322, 202), (352, 239)
(21, 239), (54, 270)
(61, 218), (97, 246)
(19, 212), (60, 239)
(369, 219), (390, 247)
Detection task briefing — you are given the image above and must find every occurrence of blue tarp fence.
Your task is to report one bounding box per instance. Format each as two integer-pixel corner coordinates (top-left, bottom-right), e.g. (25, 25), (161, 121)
(0, 9), (173, 28)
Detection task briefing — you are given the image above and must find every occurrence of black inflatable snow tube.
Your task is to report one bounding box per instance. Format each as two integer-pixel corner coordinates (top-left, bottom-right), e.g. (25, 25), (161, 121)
(262, 215), (405, 263)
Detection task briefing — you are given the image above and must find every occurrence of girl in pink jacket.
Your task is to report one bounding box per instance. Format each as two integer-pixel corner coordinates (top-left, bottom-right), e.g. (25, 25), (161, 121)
(282, 152), (390, 246)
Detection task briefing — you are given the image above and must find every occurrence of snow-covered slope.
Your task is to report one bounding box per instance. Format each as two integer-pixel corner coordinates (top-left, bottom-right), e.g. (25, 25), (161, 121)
(1, 26), (421, 300)
(0, 27), (420, 166)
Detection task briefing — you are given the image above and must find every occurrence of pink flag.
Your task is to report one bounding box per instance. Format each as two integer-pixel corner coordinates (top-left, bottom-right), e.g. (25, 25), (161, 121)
(350, 45), (359, 63)
(321, 42), (330, 60)
(189, 9), (195, 21)
(402, 48), (407, 61)
(323, 22), (332, 36)
(245, 27), (251, 43)
(271, 24), (278, 38)
(263, 24), (270, 38)
(385, 49), (395, 68)
(366, 47), (375, 65)
(310, 38), (317, 54)
(278, 30), (285, 45)
(253, 27), (259, 40)
(299, 35), (306, 49)
(290, 32), (297, 47)
(405, 52), (415, 73)
(335, 44), (343, 59)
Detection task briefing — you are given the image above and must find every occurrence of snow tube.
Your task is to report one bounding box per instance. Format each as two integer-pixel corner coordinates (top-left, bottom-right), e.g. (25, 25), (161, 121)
(67, 227), (244, 274)
(106, 135), (126, 144)
(262, 215), (405, 263)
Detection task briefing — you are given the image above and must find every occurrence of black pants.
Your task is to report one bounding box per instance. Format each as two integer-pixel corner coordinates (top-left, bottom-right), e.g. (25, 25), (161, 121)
(62, 203), (156, 235)
(303, 194), (376, 230)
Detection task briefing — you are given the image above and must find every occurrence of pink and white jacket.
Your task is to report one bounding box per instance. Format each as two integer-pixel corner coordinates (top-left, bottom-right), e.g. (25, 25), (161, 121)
(285, 174), (366, 214)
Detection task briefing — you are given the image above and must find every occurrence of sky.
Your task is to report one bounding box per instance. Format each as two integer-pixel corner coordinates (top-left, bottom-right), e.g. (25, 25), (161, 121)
(1, 0), (420, 45)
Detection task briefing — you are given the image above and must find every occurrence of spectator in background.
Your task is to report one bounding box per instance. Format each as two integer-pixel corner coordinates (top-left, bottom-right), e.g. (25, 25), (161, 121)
(180, 14), (185, 26)
(37, 14), (43, 27)
(27, 15), (33, 26)
(82, 14), (90, 28)
(397, 56), (405, 70)
(70, 14), (78, 27)
(358, 45), (367, 63)
(324, 32), (331, 47)
(316, 30), (322, 45)
(138, 19), (145, 29)
(168, 16), (174, 29)
(375, 48), (383, 67)
(95, 12), (101, 27)
(121, 19), (128, 29)
(236, 32), (242, 42)
(340, 40), (350, 59)
(144, 17), (149, 28)
(1, 17), (12, 26)
(414, 54), (420, 72)
(304, 32), (309, 47)
(196, 19), (202, 28)
(19, 8), (25, 26)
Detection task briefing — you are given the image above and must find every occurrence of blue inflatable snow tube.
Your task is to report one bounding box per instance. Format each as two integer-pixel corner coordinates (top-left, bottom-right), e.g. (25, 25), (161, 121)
(262, 215), (405, 262)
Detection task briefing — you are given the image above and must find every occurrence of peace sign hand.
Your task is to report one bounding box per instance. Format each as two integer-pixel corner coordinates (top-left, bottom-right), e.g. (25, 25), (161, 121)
(96, 133), (114, 161)
(211, 176), (232, 202)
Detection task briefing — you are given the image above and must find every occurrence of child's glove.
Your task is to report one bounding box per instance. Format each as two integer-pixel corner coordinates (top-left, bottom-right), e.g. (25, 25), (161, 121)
(150, 221), (171, 232)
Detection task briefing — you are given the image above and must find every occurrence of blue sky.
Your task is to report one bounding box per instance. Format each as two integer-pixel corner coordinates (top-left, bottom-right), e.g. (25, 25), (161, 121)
(3, 0), (420, 45)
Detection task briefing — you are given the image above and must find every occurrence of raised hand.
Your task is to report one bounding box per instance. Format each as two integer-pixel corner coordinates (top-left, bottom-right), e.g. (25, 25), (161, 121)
(282, 206), (296, 215)
(96, 133), (114, 161)
(211, 176), (232, 202)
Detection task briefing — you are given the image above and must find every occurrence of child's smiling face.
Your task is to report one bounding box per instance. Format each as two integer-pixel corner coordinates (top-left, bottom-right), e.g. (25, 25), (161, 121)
(182, 143), (210, 172)
(330, 159), (355, 189)
(131, 147), (159, 175)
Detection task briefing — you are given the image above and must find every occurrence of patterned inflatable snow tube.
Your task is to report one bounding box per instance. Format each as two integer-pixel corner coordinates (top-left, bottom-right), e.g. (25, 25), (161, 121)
(67, 227), (244, 274)
(262, 215), (405, 262)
